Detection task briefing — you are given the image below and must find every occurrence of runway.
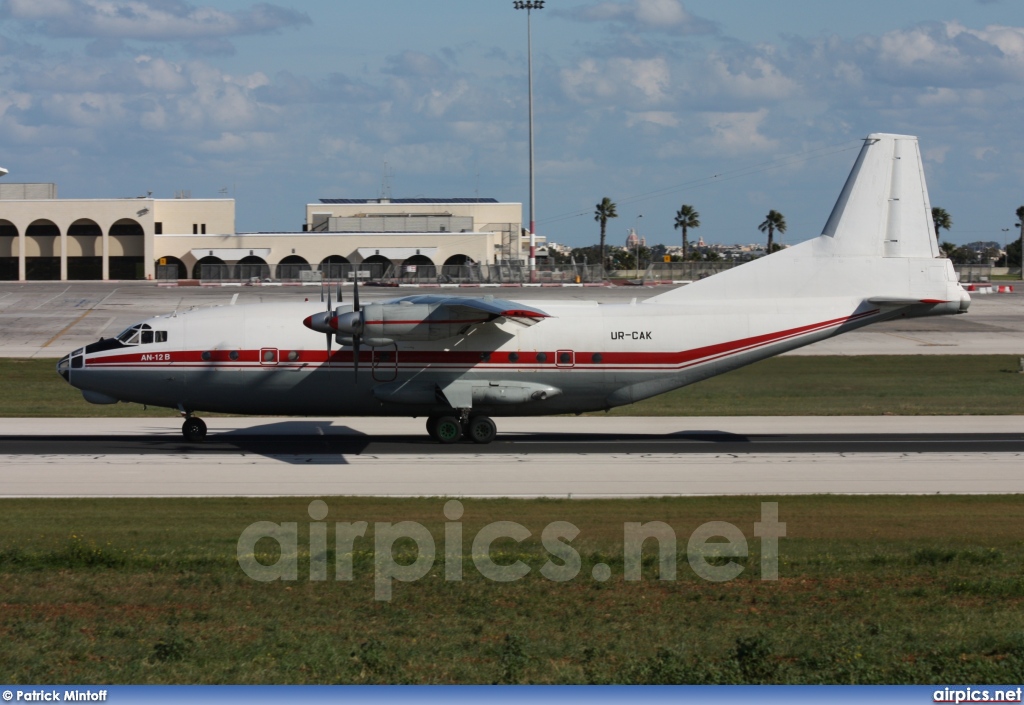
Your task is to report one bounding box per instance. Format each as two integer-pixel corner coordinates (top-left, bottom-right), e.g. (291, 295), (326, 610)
(2, 417), (1022, 498)
(2, 431), (1023, 456)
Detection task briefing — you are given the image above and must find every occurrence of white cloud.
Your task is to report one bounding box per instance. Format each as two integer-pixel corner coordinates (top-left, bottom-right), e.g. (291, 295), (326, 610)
(561, 0), (717, 35)
(925, 145), (951, 164)
(699, 53), (800, 102)
(625, 110), (678, 128)
(705, 110), (778, 153)
(860, 21), (1024, 86)
(2, 0), (310, 40)
(561, 57), (671, 105)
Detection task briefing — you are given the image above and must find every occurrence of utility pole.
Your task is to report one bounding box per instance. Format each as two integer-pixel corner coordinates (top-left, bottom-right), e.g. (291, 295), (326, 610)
(635, 214), (643, 277)
(513, 1), (544, 278)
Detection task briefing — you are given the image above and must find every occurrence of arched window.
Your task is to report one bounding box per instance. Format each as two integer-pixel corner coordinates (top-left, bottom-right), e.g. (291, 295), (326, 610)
(25, 219), (60, 280)
(193, 255), (227, 280)
(67, 219), (102, 280)
(0, 219), (18, 281)
(236, 255), (270, 281)
(156, 256), (187, 280)
(108, 219), (144, 279)
(320, 255), (351, 281)
(443, 254), (472, 266)
(277, 254), (310, 281)
(360, 254), (392, 280)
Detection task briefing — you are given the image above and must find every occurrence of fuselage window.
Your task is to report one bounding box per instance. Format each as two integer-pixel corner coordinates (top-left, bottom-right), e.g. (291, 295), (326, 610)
(141, 330), (154, 345)
(156, 331), (168, 343)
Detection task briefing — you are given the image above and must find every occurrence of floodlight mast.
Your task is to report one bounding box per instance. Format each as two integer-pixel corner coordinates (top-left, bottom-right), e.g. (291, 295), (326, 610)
(514, 1), (544, 277)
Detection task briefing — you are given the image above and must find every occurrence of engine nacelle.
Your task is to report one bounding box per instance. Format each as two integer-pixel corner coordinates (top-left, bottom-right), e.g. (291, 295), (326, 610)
(372, 380), (562, 407)
(335, 302), (492, 342)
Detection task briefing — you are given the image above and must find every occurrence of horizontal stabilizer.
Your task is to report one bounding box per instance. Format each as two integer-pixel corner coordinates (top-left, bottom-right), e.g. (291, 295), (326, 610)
(867, 297), (949, 306)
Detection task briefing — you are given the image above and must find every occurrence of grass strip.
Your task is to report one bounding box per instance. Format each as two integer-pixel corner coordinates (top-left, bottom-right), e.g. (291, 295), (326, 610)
(2, 495), (1024, 684)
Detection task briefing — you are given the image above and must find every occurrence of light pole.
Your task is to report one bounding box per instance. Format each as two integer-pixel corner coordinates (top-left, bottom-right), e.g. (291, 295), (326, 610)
(513, 1), (543, 277)
(635, 214), (643, 277)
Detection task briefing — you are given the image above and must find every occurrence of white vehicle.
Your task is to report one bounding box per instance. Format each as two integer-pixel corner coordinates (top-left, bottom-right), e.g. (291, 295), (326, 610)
(58, 134), (969, 443)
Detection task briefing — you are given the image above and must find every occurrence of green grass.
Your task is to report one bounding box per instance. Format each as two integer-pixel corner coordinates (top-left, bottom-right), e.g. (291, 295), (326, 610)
(599, 355), (1024, 416)
(3, 495), (1024, 684)
(4, 355), (1024, 417)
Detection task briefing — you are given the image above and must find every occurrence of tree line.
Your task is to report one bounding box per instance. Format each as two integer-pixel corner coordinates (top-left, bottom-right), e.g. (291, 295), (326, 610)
(590, 197), (786, 269)
(576, 198), (1024, 269)
(932, 206), (1024, 267)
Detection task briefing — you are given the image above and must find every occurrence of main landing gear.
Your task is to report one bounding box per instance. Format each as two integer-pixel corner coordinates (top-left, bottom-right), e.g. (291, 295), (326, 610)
(426, 414), (497, 444)
(182, 415), (207, 443)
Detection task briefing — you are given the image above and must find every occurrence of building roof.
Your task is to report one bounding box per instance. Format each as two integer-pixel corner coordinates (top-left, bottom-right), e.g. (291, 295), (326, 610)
(318, 198), (499, 204)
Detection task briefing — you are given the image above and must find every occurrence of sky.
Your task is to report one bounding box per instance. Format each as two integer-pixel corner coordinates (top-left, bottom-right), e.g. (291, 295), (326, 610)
(1, 0), (1023, 250)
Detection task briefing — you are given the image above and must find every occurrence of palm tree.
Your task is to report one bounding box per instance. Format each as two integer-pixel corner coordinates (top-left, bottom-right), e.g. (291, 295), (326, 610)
(1015, 205), (1024, 277)
(932, 207), (952, 241)
(758, 210), (787, 255)
(594, 197), (618, 270)
(673, 205), (700, 261)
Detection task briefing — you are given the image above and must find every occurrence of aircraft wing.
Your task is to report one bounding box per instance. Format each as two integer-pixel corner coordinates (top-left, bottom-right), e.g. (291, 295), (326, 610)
(385, 294), (552, 327)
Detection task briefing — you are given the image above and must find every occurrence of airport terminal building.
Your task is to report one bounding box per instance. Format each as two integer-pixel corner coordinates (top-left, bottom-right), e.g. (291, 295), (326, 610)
(0, 183), (524, 282)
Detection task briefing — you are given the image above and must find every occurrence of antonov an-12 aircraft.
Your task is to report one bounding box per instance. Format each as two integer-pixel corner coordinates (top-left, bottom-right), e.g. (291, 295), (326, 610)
(58, 134), (969, 443)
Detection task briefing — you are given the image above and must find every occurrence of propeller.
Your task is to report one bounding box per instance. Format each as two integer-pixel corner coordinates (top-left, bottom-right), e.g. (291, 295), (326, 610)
(351, 269), (362, 384)
(304, 282), (338, 367)
(324, 283), (333, 367)
(304, 270), (362, 383)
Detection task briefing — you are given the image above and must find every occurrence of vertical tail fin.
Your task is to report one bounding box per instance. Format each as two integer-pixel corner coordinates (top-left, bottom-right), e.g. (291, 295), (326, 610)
(646, 133), (956, 305)
(822, 133), (940, 259)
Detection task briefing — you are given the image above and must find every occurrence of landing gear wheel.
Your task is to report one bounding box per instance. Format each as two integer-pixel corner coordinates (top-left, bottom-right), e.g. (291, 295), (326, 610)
(466, 416), (497, 444)
(434, 415), (462, 444)
(182, 417), (207, 443)
(426, 416), (440, 441)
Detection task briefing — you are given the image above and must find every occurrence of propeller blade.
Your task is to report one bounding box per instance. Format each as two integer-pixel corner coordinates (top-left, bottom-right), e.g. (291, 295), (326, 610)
(326, 285), (332, 311)
(337, 282), (342, 305)
(353, 334), (360, 386)
(353, 269), (360, 312)
(325, 332), (331, 368)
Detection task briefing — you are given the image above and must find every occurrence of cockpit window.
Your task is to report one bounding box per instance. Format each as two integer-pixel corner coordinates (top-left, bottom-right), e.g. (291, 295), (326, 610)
(117, 328), (140, 345)
(116, 324), (167, 346)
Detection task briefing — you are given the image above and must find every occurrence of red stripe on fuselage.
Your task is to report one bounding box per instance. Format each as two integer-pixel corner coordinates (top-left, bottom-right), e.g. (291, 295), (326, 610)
(83, 309), (878, 369)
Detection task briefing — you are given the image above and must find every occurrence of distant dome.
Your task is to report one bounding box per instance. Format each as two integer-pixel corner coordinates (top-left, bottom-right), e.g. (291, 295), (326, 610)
(626, 230), (639, 247)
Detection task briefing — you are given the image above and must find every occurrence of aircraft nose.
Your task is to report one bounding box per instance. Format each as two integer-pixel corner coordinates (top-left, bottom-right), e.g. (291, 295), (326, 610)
(56, 354), (71, 383)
